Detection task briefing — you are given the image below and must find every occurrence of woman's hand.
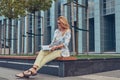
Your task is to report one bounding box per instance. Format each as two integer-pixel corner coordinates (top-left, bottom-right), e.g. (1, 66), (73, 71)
(50, 44), (64, 51)
(50, 46), (58, 51)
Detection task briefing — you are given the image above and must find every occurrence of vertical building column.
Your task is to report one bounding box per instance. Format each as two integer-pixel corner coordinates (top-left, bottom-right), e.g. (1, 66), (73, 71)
(115, 0), (120, 53)
(1, 19), (4, 54)
(0, 17), (5, 54)
(50, 1), (55, 40)
(17, 19), (21, 54)
(11, 20), (15, 54)
(35, 12), (39, 51)
(94, 0), (101, 53)
(0, 20), (2, 54)
(24, 16), (28, 54)
(41, 11), (44, 46)
(1, 19), (4, 43)
(21, 18), (25, 54)
(26, 16), (31, 53)
(61, 0), (67, 17)
(43, 11), (48, 45)
(78, 0), (83, 53)
(32, 15), (34, 53)
(0, 20), (1, 41)
(6, 19), (10, 54)
(6, 19), (9, 46)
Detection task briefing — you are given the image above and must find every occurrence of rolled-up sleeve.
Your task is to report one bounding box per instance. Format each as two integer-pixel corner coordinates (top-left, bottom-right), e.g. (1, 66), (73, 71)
(63, 31), (71, 48)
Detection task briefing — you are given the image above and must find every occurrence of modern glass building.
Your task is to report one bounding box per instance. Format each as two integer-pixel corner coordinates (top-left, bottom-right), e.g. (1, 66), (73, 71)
(88, 0), (118, 53)
(0, 0), (120, 54)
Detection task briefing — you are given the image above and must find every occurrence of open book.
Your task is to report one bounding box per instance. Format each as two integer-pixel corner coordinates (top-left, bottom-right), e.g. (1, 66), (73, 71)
(41, 45), (51, 51)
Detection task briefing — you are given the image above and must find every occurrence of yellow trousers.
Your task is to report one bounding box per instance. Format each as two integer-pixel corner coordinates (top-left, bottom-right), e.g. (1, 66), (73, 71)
(34, 50), (61, 71)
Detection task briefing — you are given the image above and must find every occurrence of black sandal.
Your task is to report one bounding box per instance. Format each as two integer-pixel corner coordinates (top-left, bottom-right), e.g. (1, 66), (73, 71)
(24, 67), (37, 77)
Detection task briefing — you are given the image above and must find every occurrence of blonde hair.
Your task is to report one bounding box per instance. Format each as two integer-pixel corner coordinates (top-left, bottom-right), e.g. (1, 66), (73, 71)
(57, 16), (70, 30)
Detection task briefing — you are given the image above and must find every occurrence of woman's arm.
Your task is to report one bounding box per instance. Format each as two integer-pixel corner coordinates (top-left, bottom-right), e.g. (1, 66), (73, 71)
(62, 30), (71, 48)
(51, 30), (71, 51)
(50, 44), (64, 51)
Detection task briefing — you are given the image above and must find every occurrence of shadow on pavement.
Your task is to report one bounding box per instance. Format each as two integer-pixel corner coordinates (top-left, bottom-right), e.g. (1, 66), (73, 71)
(16, 77), (40, 80)
(0, 77), (9, 80)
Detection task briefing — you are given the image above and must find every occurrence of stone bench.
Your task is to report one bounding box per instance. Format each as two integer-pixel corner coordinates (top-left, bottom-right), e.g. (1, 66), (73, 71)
(0, 55), (77, 77)
(0, 55), (77, 60)
(1, 55), (120, 77)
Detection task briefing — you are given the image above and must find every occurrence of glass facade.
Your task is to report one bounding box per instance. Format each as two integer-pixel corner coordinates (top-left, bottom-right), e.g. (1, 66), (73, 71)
(44, 10), (51, 45)
(0, 0), (120, 54)
(89, 18), (94, 52)
(88, 0), (95, 52)
(103, 0), (115, 15)
(102, 0), (115, 52)
(103, 14), (115, 52)
(88, 0), (94, 18)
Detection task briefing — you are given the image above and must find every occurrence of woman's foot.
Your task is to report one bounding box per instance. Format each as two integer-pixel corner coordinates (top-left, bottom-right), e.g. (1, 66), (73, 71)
(23, 67), (37, 77)
(15, 66), (38, 78)
(15, 72), (29, 78)
(24, 66), (37, 77)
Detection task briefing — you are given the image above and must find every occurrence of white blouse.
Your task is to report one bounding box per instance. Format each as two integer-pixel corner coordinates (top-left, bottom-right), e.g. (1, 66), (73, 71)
(50, 29), (71, 57)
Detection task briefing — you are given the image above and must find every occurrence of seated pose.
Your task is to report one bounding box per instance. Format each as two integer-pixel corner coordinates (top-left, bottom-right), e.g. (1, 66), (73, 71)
(15, 16), (71, 78)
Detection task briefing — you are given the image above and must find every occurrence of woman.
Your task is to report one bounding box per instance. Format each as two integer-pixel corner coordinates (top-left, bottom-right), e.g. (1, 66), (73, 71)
(15, 16), (71, 78)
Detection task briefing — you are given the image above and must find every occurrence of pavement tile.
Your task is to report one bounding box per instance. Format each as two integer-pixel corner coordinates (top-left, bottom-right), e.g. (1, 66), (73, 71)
(0, 67), (120, 80)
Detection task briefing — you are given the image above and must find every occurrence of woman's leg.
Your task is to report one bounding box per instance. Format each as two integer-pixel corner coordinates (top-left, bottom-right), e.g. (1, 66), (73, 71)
(24, 50), (50, 74)
(37, 50), (61, 71)
(28, 50), (50, 73)
(23, 50), (61, 76)
(34, 50), (50, 67)
(15, 50), (50, 77)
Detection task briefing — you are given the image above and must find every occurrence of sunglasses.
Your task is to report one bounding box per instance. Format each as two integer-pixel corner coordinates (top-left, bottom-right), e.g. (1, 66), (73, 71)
(58, 22), (61, 24)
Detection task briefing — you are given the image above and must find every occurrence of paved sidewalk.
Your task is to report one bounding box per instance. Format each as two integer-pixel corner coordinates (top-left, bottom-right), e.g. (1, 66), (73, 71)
(0, 67), (120, 80)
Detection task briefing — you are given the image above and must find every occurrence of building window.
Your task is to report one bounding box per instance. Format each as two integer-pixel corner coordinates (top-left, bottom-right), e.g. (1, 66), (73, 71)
(38, 12), (41, 28)
(47, 9), (50, 26)
(103, 0), (115, 15)
(58, 2), (61, 16)
(88, 0), (94, 18)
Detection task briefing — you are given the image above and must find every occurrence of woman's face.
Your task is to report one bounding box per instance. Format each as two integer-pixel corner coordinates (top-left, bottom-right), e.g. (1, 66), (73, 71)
(57, 20), (64, 30)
